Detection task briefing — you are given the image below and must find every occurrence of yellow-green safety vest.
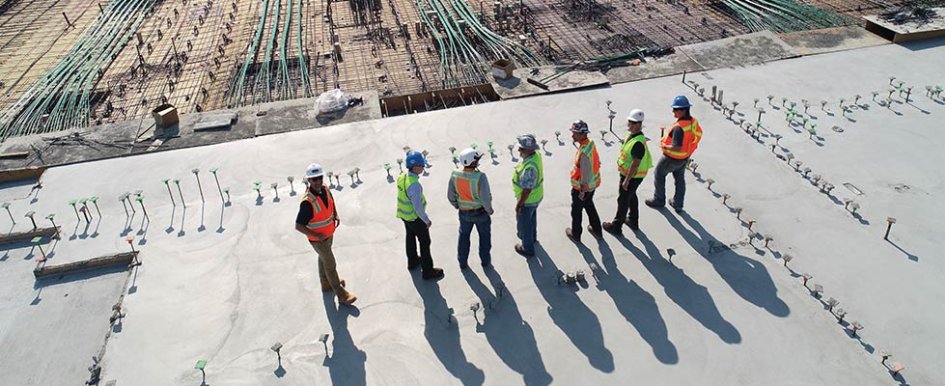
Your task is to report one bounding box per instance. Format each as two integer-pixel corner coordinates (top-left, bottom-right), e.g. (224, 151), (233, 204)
(396, 173), (426, 221)
(618, 133), (653, 178)
(513, 153), (543, 205)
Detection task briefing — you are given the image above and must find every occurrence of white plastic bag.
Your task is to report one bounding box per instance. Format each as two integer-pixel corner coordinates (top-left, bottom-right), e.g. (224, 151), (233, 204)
(315, 89), (349, 115)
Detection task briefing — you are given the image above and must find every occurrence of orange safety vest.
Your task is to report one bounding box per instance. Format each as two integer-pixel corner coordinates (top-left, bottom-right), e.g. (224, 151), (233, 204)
(452, 170), (483, 210)
(570, 139), (601, 190)
(660, 118), (703, 159)
(303, 187), (336, 241)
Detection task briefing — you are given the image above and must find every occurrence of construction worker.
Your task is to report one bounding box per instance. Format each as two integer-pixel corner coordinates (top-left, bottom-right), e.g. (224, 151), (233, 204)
(447, 148), (494, 269)
(295, 163), (357, 305)
(603, 109), (652, 234)
(397, 150), (444, 280)
(566, 120), (603, 241)
(646, 96), (703, 213)
(513, 134), (543, 257)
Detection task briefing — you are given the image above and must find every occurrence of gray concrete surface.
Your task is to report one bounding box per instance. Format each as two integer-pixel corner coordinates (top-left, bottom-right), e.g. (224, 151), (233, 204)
(677, 31), (800, 70)
(491, 66), (610, 99)
(1, 36), (943, 386)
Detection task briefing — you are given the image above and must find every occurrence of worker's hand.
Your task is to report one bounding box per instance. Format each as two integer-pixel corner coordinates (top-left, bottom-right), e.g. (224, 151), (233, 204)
(426, 220), (433, 228)
(621, 179), (630, 191)
(578, 190), (586, 201)
(515, 202), (523, 214)
(334, 217), (341, 227)
(488, 208), (495, 215)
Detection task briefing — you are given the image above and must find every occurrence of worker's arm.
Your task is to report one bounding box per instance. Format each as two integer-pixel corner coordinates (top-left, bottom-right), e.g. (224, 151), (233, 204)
(479, 174), (494, 215)
(661, 126), (684, 153)
(446, 175), (459, 210)
(329, 189), (340, 225)
(623, 159), (641, 190)
(407, 182), (431, 226)
(579, 151), (593, 192)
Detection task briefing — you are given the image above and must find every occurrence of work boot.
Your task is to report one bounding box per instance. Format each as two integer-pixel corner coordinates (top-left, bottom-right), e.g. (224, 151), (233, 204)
(669, 199), (684, 213)
(321, 279), (346, 293)
(565, 228), (580, 242)
(602, 221), (622, 235)
(624, 218), (639, 231)
(423, 268), (445, 280)
(645, 199), (664, 208)
(337, 290), (357, 305)
(587, 225), (603, 240)
(515, 244), (534, 258)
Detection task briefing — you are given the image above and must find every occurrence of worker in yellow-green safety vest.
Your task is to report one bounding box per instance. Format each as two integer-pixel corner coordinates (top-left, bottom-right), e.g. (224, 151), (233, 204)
(566, 119), (603, 242)
(603, 109), (653, 235)
(396, 150), (444, 280)
(447, 148), (494, 269)
(512, 134), (543, 257)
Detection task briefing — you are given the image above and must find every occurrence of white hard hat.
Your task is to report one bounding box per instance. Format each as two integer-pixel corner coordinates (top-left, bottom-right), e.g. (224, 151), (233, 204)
(459, 148), (483, 167)
(304, 163), (325, 179)
(627, 109), (645, 122)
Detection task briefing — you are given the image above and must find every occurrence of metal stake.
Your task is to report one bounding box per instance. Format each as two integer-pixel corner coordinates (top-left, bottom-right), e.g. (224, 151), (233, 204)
(192, 169), (205, 202)
(210, 168), (224, 201)
(163, 179), (175, 206)
(884, 217), (896, 240)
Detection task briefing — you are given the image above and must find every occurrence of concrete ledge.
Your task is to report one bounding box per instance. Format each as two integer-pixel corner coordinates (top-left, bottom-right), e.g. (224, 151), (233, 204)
(780, 26), (890, 56)
(0, 226), (58, 245)
(864, 8), (945, 43)
(491, 66), (610, 99)
(0, 165), (45, 183)
(33, 251), (138, 279)
(677, 30), (800, 69)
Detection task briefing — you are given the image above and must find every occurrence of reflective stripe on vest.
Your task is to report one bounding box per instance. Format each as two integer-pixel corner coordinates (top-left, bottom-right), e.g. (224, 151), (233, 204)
(303, 189), (336, 241)
(660, 118), (703, 159)
(617, 133), (653, 178)
(396, 173), (425, 221)
(452, 170), (482, 210)
(513, 153), (544, 205)
(570, 140), (601, 189)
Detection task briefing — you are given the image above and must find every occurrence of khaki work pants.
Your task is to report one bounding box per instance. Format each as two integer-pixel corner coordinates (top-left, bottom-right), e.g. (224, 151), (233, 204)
(310, 237), (345, 294)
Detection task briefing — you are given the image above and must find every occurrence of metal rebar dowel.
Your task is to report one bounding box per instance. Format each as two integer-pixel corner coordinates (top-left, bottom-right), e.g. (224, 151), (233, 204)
(884, 217), (896, 240)
(163, 179), (175, 206)
(2, 203), (13, 224)
(137, 195), (148, 220)
(174, 180), (186, 207)
(210, 168), (224, 201)
(193, 169), (204, 202)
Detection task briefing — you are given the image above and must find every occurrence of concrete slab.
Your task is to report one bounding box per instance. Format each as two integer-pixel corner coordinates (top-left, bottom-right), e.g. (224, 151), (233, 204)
(677, 31), (800, 70)
(780, 26), (890, 56)
(1, 36), (943, 386)
(491, 66), (610, 99)
(864, 7), (945, 43)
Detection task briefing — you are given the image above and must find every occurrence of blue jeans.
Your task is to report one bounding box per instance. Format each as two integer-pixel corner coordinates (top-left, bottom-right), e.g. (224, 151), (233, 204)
(516, 205), (538, 254)
(458, 209), (491, 265)
(652, 156), (688, 209)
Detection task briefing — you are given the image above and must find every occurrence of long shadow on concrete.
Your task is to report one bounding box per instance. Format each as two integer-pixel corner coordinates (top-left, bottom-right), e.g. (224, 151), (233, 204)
(628, 232), (742, 344)
(527, 246), (615, 372)
(666, 211), (790, 318)
(463, 268), (553, 385)
(412, 275), (485, 386)
(322, 296), (366, 386)
(574, 240), (679, 364)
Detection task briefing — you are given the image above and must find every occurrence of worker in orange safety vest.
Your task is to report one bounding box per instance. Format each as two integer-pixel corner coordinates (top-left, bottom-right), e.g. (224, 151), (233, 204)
(566, 120), (603, 242)
(646, 95), (703, 213)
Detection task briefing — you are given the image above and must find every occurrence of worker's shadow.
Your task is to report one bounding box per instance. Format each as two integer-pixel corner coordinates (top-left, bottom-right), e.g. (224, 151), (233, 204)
(575, 239), (679, 364)
(412, 275), (485, 386)
(463, 268), (553, 385)
(527, 245), (615, 372)
(662, 210), (790, 318)
(323, 296), (366, 386)
(627, 231), (742, 344)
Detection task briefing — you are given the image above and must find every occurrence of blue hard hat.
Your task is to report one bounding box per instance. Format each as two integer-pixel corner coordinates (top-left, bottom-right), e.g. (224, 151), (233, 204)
(405, 150), (429, 168)
(672, 95), (691, 109)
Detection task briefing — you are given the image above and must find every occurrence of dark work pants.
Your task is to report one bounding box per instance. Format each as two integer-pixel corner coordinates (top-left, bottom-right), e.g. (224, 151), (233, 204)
(403, 219), (435, 274)
(570, 188), (602, 238)
(614, 176), (644, 229)
(652, 156), (688, 209)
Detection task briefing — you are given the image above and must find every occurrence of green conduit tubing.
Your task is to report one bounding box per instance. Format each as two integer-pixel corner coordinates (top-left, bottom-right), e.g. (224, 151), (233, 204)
(0, 0), (157, 139)
(281, 0), (292, 100)
(296, 0), (311, 98)
(228, 0), (271, 106)
(255, 0), (281, 104)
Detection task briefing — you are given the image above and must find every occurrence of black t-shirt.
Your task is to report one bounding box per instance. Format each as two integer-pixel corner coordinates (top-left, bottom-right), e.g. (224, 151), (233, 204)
(629, 132), (645, 160)
(295, 188), (330, 225)
(671, 125), (684, 148)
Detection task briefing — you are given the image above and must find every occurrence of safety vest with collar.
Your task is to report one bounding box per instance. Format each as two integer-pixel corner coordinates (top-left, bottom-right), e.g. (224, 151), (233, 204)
(396, 173), (426, 221)
(570, 139), (601, 190)
(303, 188), (336, 241)
(452, 169), (483, 210)
(618, 133), (653, 178)
(513, 153), (543, 205)
(660, 117), (703, 159)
